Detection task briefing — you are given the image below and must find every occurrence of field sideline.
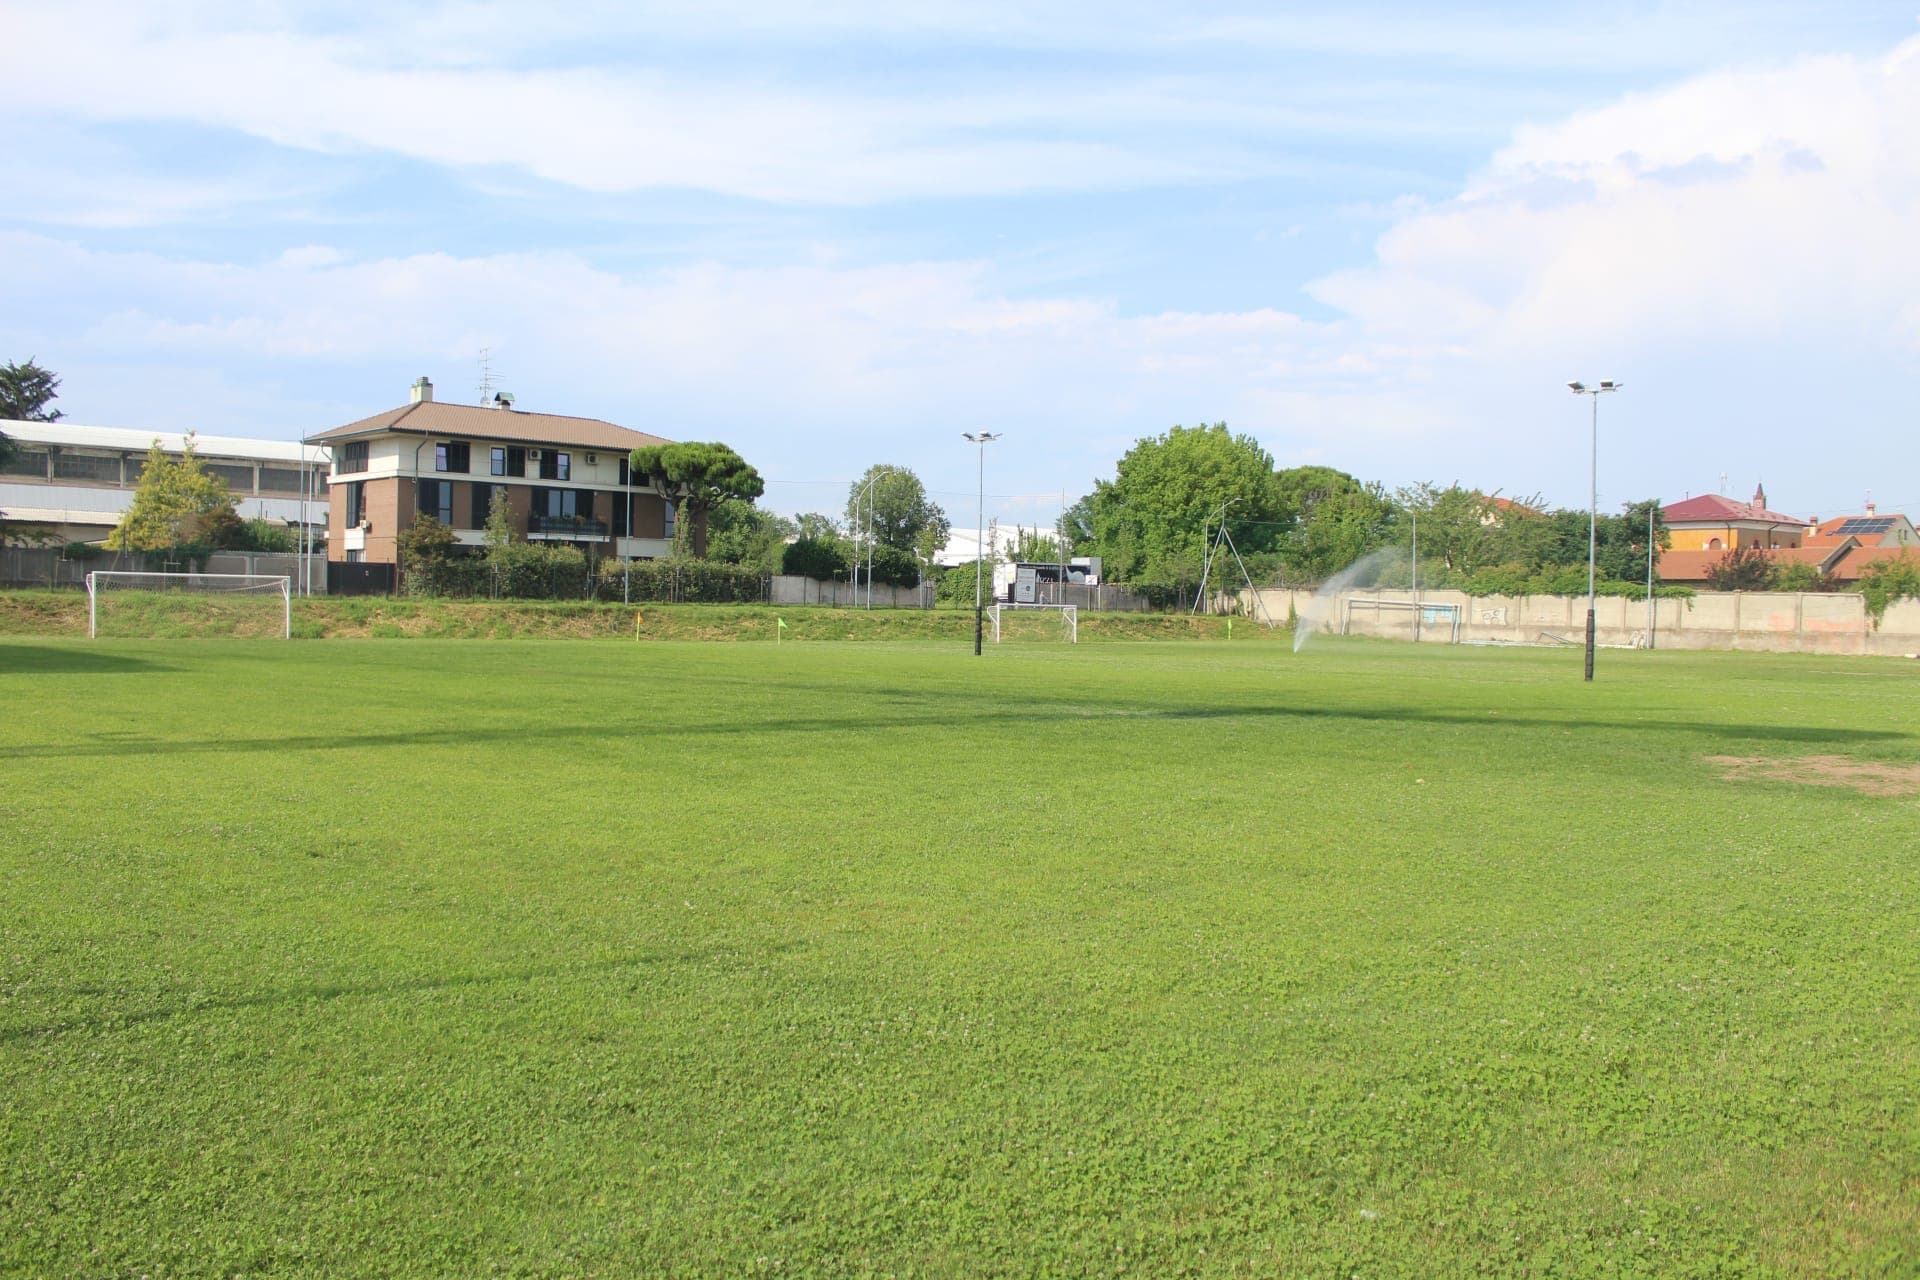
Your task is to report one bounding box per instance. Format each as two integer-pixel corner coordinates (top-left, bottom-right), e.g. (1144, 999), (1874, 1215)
(2, 636), (1916, 1276)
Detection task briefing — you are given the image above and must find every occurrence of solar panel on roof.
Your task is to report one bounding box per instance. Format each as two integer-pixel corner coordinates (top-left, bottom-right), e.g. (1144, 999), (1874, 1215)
(1835, 517), (1894, 534)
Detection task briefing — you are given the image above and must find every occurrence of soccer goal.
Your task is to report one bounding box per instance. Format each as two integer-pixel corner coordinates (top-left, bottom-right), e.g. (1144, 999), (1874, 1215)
(987, 602), (1078, 644)
(85, 571), (292, 639)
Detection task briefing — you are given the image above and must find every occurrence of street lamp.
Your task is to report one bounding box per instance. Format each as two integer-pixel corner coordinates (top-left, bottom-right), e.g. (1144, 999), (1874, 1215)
(962, 432), (1001, 654)
(1567, 379), (1622, 682)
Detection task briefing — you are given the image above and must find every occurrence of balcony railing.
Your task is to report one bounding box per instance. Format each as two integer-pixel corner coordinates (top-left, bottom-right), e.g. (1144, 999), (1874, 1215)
(527, 514), (610, 539)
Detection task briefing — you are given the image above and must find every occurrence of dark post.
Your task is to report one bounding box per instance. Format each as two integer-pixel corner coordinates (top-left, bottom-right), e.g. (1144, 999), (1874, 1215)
(975, 606), (984, 655)
(1585, 607), (1596, 681)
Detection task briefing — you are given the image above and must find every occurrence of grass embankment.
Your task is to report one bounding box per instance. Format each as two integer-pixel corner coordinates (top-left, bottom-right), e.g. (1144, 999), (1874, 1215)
(3, 638), (1917, 1275)
(0, 588), (1261, 641)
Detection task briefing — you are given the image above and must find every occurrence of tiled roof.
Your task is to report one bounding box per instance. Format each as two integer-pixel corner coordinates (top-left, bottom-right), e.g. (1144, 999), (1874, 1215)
(1662, 493), (1805, 525)
(308, 400), (671, 452)
(1826, 545), (1920, 581)
(1656, 543), (1850, 583)
(1807, 513), (1910, 546)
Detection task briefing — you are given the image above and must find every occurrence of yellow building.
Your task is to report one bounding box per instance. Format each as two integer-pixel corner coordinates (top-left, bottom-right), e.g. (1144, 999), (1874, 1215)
(1661, 485), (1805, 553)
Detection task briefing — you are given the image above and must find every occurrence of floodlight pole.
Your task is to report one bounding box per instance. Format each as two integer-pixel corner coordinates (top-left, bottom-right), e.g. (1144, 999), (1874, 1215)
(1568, 380), (1622, 681)
(1646, 505), (1656, 649)
(962, 433), (1001, 654)
(1411, 510), (1419, 643)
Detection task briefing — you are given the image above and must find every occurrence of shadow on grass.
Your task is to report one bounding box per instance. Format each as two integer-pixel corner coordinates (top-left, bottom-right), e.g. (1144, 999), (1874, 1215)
(8, 701), (1908, 759)
(1, 944), (802, 1046)
(0, 644), (169, 675)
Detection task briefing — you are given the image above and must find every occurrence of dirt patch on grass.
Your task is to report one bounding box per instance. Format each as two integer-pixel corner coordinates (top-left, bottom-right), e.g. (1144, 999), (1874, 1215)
(1706, 754), (1920, 796)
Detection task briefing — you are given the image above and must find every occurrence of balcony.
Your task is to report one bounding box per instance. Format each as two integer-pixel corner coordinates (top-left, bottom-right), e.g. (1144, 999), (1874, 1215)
(527, 514), (610, 541)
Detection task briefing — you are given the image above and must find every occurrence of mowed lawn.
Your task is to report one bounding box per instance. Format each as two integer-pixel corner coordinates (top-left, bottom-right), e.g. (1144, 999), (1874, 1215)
(2, 635), (1916, 1277)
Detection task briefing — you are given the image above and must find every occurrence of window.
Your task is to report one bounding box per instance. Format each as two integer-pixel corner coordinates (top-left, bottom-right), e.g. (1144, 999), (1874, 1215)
(663, 498), (676, 540)
(418, 478), (453, 524)
(470, 482), (497, 530)
(618, 457), (630, 486)
(534, 487), (578, 520)
(346, 549), (363, 564)
(338, 441), (369, 474)
(504, 446), (526, 477)
(611, 491), (630, 539)
(344, 481), (366, 526)
(435, 441), (470, 473)
(52, 452), (121, 483)
(207, 462), (256, 493)
(556, 452), (570, 481)
(258, 467), (304, 494)
(539, 451), (570, 481)
(491, 447), (507, 476)
(1, 448), (49, 479)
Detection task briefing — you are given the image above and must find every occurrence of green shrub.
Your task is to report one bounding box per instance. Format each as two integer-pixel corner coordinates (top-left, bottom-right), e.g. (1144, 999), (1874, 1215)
(1858, 552), (1920, 627)
(595, 559), (769, 604)
(782, 537), (847, 579)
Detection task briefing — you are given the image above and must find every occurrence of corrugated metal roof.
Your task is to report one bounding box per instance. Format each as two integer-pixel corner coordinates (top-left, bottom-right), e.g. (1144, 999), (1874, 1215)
(0, 419), (321, 464)
(308, 400), (671, 452)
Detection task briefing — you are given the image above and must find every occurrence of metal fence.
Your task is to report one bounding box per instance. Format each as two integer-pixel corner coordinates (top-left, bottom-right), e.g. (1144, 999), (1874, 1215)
(2, 547), (329, 593)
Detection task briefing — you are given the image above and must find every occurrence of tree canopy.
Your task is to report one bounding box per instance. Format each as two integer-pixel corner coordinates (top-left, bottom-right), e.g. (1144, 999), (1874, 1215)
(1083, 423), (1287, 584)
(844, 465), (949, 559)
(105, 438), (241, 563)
(0, 358), (62, 424)
(628, 442), (764, 555)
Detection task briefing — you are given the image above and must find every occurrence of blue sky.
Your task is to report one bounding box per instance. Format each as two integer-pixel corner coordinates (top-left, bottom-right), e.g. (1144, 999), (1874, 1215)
(4, 2), (1919, 529)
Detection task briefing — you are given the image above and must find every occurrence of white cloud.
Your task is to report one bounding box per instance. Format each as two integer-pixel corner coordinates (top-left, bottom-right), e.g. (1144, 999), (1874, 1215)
(8, 26), (1920, 511)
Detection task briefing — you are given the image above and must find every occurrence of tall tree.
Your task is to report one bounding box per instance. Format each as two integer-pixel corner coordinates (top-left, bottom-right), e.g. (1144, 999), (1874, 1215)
(105, 437), (241, 564)
(628, 442), (764, 558)
(844, 466), (949, 555)
(0, 358), (62, 423)
(1084, 423), (1288, 585)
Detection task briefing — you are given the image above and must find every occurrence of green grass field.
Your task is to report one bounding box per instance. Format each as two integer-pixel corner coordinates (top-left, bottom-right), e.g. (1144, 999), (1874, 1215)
(3, 633), (1917, 1277)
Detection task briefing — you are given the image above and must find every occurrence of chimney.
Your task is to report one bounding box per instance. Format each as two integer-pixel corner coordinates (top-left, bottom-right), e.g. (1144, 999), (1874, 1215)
(411, 376), (433, 404)
(1866, 500), (1877, 516)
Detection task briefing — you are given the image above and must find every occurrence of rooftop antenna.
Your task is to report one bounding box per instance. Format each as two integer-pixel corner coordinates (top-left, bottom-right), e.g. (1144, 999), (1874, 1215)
(1719, 471), (1728, 495)
(476, 348), (499, 405)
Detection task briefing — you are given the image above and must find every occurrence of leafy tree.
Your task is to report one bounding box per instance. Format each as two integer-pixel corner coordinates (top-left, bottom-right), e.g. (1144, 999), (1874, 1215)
(1083, 423), (1287, 585)
(0, 358), (62, 423)
(937, 559), (995, 606)
(628, 442), (765, 557)
(782, 535), (849, 579)
(1706, 545), (1773, 591)
(483, 488), (518, 554)
(1277, 469), (1394, 583)
(1858, 552), (1920, 626)
(1769, 560), (1825, 592)
(105, 437), (241, 565)
(706, 498), (794, 571)
(794, 511), (842, 542)
(397, 511), (458, 576)
(227, 518), (298, 552)
(844, 466), (949, 556)
(1005, 526), (1062, 564)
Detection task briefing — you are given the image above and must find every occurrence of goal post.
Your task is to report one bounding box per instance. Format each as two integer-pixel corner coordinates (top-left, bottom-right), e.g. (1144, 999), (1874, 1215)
(987, 603), (1077, 644)
(85, 571), (293, 639)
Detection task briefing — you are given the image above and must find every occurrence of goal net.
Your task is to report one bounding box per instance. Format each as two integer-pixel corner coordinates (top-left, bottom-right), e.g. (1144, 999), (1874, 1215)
(86, 571), (292, 639)
(987, 603), (1078, 644)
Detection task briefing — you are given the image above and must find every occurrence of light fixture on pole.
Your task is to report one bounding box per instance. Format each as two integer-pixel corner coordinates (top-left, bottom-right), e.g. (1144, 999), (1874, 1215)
(1567, 379), (1622, 682)
(962, 432), (1001, 655)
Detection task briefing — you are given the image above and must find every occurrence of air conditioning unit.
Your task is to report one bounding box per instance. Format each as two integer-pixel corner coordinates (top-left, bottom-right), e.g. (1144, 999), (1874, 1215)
(585, 453), (598, 465)
(528, 449), (543, 461)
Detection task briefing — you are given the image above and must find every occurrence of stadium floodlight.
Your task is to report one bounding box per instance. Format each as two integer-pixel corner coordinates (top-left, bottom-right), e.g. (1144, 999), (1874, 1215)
(86, 571), (292, 639)
(962, 432), (1001, 655)
(1568, 379), (1624, 682)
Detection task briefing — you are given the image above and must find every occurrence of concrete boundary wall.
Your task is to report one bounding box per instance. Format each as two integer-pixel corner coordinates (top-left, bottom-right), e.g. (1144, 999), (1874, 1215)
(1240, 587), (1920, 658)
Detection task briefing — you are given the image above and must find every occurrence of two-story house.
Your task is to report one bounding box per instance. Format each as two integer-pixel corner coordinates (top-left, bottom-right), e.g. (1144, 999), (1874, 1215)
(307, 378), (682, 567)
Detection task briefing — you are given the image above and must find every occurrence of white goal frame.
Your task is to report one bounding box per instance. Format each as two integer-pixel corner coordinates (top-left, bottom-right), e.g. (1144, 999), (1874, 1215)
(85, 571), (292, 639)
(987, 602), (1078, 644)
